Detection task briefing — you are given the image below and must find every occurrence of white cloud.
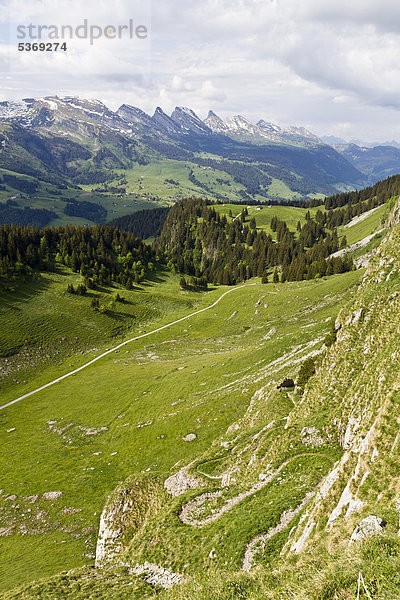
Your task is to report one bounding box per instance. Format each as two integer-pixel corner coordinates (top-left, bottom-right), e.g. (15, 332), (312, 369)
(1, 0), (400, 141)
(200, 80), (226, 102)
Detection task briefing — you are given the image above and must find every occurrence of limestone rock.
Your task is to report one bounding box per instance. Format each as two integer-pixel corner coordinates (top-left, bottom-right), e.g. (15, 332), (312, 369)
(42, 491), (62, 501)
(164, 468), (201, 497)
(349, 515), (386, 545)
(130, 562), (183, 589)
(301, 427), (324, 447)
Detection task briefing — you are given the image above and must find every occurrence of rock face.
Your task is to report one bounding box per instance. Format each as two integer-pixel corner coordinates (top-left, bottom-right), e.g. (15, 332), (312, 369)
(164, 468), (201, 497)
(151, 107), (181, 135)
(171, 107), (211, 136)
(95, 487), (134, 566)
(283, 200), (400, 558)
(204, 110), (228, 134)
(116, 104), (154, 129)
(349, 516), (386, 545)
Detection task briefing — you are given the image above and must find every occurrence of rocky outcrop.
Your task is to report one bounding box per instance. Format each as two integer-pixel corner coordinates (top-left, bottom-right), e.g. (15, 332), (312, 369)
(284, 202), (400, 557)
(164, 468), (202, 497)
(130, 562), (183, 589)
(243, 491), (314, 570)
(349, 515), (386, 545)
(301, 427), (324, 447)
(95, 487), (134, 566)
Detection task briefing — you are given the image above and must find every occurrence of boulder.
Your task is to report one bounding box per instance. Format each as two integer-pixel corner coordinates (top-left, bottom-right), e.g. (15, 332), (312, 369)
(164, 468), (201, 497)
(349, 515), (386, 545)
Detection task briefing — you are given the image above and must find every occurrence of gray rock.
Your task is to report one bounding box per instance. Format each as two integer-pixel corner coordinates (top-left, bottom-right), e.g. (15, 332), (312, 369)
(164, 468), (201, 497)
(130, 561), (183, 589)
(349, 515), (386, 545)
(301, 427), (324, 447)
(42, 491), (62, 501)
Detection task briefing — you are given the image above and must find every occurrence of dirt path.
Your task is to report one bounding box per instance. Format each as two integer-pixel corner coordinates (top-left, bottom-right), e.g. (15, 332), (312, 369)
(343, 205), (382, 230)
(0, 283), (258, 412)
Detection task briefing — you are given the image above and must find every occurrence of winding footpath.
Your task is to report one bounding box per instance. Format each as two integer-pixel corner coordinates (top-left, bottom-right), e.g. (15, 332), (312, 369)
(0, 283), (257, 412)
(179, 452), (331, 528)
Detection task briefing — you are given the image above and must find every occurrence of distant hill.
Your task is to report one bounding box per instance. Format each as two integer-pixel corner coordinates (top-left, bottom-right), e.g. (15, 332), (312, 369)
(334, 143), (400, 183)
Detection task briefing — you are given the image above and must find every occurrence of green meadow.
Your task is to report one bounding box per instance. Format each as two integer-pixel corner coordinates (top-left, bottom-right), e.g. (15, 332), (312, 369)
(0, 267), (361, 592)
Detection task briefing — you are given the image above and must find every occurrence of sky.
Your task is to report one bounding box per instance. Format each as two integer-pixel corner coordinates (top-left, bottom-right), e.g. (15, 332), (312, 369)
(1, 0), (400, 143)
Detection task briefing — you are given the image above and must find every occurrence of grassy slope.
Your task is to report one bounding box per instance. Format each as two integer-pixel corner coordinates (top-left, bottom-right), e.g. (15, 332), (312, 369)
(0, 269), (360, 593)
(0, 268), (207, 393)
(0, 167), (159, 228)
(0, 147), (320, 229)
(214, 203), (323, 238)
(338, 204), (386, 245)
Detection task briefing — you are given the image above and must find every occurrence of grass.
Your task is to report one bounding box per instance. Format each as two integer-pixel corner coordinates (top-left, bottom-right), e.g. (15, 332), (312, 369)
(2, 213), (400, 600)
(0, 265), (200, 391)
(0, 267), (361, 592)
(1, 152), (321, 231)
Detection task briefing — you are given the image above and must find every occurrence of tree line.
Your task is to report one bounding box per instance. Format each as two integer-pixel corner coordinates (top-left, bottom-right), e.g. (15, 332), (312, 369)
(0, 223), (154, 289)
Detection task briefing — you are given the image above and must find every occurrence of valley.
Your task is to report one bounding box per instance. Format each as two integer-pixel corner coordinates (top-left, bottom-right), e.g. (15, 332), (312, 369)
(1, 105), (400, 599)
(0, 270), (360, 593)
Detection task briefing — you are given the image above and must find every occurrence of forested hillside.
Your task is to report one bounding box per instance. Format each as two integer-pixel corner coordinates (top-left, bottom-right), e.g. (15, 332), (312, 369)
(156, 199), (353, 284)
(4, 172), (400, 291)
(0, 224), (154, 288)
(109, 207), (169, 239)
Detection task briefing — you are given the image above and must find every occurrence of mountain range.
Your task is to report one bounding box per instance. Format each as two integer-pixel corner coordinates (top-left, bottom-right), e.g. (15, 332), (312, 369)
(322, 134), (400, 149)
(0, 97), (325, 147)
(0, 97), (361, 220)
(0, 96), (400, 228)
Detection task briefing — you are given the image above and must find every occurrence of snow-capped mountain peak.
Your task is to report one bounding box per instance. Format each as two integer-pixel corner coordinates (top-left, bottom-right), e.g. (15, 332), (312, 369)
(116, 104), (153, 128)
(151, 107), (182, 134)
(204, 110), (227, 133)
(170, 106), (211, 135)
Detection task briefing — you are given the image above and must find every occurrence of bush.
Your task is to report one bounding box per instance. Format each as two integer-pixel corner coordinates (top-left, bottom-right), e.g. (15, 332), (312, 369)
(324, 318), (338, 347)
(90, 297), (99, 310)
(278, 378), (295, 389)
(297, 357), (316, 388)
(76, 284), (87, 295)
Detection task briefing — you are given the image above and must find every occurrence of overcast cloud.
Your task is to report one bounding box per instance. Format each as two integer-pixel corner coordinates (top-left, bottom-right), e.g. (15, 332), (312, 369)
(1, 0), (400, 142)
